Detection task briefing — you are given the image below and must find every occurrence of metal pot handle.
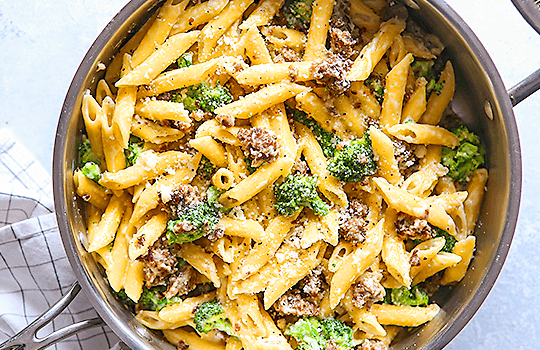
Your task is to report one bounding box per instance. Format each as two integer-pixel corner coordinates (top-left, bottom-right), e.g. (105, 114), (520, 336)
(508, 67), (540, 106)
(0, 281), (104, 350)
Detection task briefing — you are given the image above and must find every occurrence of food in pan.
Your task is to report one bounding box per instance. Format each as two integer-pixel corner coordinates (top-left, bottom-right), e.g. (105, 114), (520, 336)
(73, 0), (488, 348)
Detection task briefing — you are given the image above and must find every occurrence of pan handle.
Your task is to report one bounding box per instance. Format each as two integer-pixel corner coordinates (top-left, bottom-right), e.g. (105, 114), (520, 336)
(0, 281), (104, 350)
(508, 68), (540, 106)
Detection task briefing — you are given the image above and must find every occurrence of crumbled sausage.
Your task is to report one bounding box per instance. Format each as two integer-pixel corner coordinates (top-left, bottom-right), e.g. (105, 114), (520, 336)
(237, 127), (280, 167)
(217, 113), (235, 127)
(364, 117), (380, 130)
(330, 0), (355, 33)
(291, 157), (309, 175)
(176, 340), (189, 350)
(274, 47), (302, 63)
(298, 265), (327, 299)
(326, 340), (340, 350)
(393, 138), (418, 178)
(410, 249), (421, 267)
(273, 290), (319, 317)
(161, 119), (191, 131)
(339, 199), (370, 244)
(395, 213), (435, 241)
(155, 90), (175, 101)
(360, 339), (388, 350)
(190, 110), (213, 122)
(160, 184), (201, 219)
(164, 263), (196, 299)
(352, 272), (385, 309)
(140, 238), (179, 288)
(206, 225), (225, 242)
(404, 20), (445, 57)
(329, 27), (357, 59)
(310, 53), (352, 96)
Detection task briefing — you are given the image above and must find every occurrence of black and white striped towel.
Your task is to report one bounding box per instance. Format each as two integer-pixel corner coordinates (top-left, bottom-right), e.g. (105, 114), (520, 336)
(0, 129), (121, 349)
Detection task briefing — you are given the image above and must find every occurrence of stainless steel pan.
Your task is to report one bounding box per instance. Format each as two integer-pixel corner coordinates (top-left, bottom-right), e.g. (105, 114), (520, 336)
(0, 0), (533, 349)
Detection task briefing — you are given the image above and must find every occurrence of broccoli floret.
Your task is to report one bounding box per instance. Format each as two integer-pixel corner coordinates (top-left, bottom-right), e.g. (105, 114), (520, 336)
(285, 317), (325, 350)
(194, 300), (232, 334)
(197, 156), (217, 180)
(365, 72), (385, 103)
(412, 60), (434, 80)
(441, 125), (485, 182)
(411, 60), (445, 97)
(327, 132), (377, 183)
(206, 186), (223, 206)
(166, 202), (220, 244)
(293, 111), (340, 158)
(282, 0), (314, 32)
(320, 318), (353, 349)
(244, 157), (259, 174)
(177, 53), (193, 68)
(285, 317), (353, 350)
(112, 288), (136, 312)
(175, 82), (233, 113)
(433, 227), (457, 253)
(411, 225), (456, 253)
(274, 174), (329, 216)
(426, 79), (445, 96)
(166, 187), (224, 244)
(138, 286), (183, 311)
(78, 138), (103, 182)
(81, 162), (102, 182)
(78, 138), (100, 167)
(124, 135), (144, 167)
(389, 286), (429, 307)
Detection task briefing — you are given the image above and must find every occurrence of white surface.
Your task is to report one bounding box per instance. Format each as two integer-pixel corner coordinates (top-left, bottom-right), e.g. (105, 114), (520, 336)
(1, 0), (539, 349)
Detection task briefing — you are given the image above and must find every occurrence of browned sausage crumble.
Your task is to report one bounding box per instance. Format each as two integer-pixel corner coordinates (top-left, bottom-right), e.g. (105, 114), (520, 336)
(339, 199), (370, 244)
(395, 212), (435, 241)
(311, 53), (352, 96)
(360, 339), (387, 350)
(352, 271), (385, 310)
(237, 127), (280, 167)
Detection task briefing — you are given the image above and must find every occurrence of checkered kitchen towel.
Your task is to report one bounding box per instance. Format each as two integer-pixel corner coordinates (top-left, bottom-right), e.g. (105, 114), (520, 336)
(0, 129), (122, 349)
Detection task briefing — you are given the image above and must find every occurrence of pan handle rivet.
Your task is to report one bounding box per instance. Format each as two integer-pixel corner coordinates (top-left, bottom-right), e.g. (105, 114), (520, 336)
(484, 100), (494, 120)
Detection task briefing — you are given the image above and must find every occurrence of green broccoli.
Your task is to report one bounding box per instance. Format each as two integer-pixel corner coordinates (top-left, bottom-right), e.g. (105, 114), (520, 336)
(81, 162), (102, 182)
(78, 139), (102, 182)
(244, 157), (259, 174)
(412, 60), (434, 80)
(433, 227), (457, 253)
(194, 300), (232, 334)
(388, 285), (429, 307)
(411, 59), (445, 97)
(411, 226), (456, 253)
(177, 53), (193, 68)
(174, 82), (233, 113)
(426, 79), (445, 96)
(274, 174), (329, 216)
(282, 0), (314, 32)
(78, 138), (100, 167)
(285, 317), (353, 350)
(327, 132), (377, 183)
(124, 135), (145, 167)
(166, 187), (224, 244)
(197, 156), (217, 180)
(365, 72), (385, 103)
(138, 286), (183, 311)
(320, 318), (354, 349)
(441, 125), (485, 182)
(293, 111), (340, 158)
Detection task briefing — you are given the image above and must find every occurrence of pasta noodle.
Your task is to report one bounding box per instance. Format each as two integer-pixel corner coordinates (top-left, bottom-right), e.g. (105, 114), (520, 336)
(74, 1), (489, 348)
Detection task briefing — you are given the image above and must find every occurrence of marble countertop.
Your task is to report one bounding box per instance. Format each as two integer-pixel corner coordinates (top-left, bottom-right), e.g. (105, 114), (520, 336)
(2, 0), (539, 349)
